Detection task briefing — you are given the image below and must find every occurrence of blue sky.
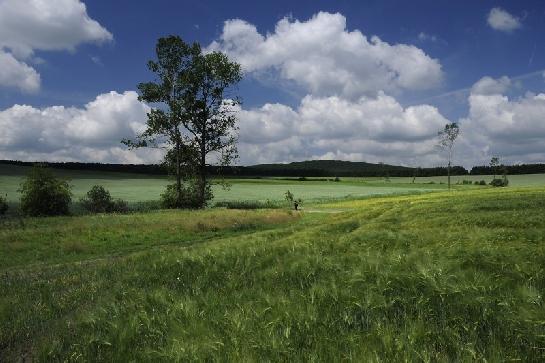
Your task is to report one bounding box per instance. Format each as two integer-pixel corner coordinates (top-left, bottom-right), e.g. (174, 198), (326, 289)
(1, 0), (545, 166)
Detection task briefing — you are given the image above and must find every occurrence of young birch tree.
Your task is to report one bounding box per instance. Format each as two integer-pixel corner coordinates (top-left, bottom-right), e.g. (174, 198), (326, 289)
(438, 122), (460, 190)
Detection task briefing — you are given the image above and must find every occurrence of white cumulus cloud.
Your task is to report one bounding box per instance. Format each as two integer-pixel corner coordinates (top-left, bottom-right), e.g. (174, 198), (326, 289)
(487, 7), (521, 32)
(237, 93), (449, 165)
(0, 91), (159, 163)
(208, 12), (443, 98)
(0, 0), (112, 92)
(460, 76), (545, 165)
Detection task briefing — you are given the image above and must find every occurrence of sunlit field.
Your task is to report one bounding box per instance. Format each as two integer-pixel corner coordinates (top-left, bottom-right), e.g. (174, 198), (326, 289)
(1, 187), (545, 361)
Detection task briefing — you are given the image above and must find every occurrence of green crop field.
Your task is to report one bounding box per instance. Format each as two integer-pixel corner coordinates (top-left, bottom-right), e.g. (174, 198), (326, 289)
(0, 164), (445, 205)
(1, 187), (545, 361)
(3, 163), (545, 207)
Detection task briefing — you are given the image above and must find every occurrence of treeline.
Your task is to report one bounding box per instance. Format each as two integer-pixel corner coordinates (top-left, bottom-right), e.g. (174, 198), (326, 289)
(470, 164), (545, 175)
(0, 160), (167, 175)
(2, 159), (470, 177)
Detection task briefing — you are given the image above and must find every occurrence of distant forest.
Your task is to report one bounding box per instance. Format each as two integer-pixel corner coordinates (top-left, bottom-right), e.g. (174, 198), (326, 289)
(2, 159), (545, 177)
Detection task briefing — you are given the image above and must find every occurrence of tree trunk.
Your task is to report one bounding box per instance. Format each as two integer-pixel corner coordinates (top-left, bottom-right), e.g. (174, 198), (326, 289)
(199, 146), (206, 208)
(447, 160), (451, 190)
(175, 140), (182, 207)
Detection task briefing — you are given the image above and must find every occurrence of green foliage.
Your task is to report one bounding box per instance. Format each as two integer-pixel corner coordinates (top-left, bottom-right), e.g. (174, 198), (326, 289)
(124, 35), (242, 208)
(80, 185), (114, 213)
(214, 200), (281, 209)
(161, 181), (212, 209)
(112, 199), (129, 213)
(490, 177), (509, 187)
(19, 165), (72, 216)
(0, 194), (8, 215)
(80, 185), (129, 213)
(284, 190), (294, 203)
(334, 176), (341, 182)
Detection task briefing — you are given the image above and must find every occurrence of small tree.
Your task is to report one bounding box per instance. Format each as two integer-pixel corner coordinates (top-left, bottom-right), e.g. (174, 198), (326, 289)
(438, 122), (460, 190)
(489, 156), (500, 179)
(19, 165), (72, 216)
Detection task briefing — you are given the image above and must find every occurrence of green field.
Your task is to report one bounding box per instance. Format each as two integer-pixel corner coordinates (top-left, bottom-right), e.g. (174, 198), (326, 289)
(1, 187), (545, 361)
(0, 164), (443, 204)
(3, 163), (545, 206)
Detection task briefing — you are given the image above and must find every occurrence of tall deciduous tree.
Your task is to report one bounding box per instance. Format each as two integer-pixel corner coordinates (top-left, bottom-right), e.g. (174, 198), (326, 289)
(438, 122), (460, 190)
(123, 35), (242, 208)
(181, 50), (242, 207)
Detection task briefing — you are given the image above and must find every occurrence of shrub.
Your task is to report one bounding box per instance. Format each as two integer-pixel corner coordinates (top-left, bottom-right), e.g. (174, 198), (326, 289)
(334, 176), (341, 182)
(112, 199), (129, 213)
(479, 180), (487, 186)
(161, 180), (212, 209)
(0, 194), (8, 216)
(80, 185), (114, 213)
(19, 165), (72, 216)
(80, 185), (129, 214)
(298, 177), (307, 181)
(285, 190), (294, 203)
(490, 178), (508, 187)
(214, 200), (281, 209)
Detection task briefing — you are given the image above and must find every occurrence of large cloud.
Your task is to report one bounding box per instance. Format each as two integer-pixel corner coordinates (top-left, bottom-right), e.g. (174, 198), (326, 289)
(0, 0), (112, 92)
(207, 12), (443, 98)
(460, 76), (545, 165)
(237, 93), (449, 165)
(0, 91), (160, 163)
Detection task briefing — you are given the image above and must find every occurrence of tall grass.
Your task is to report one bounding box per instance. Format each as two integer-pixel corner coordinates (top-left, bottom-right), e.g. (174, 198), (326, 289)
(1, 188), (545, 361)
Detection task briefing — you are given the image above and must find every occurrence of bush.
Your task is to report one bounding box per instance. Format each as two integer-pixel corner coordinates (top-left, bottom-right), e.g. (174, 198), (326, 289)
(214, 200), (281, 209)
(161, 180), (212, 209)
(0, 195), (8, 216)
(19, 166), (72, 216)
(479, 180), (487, 185)
(80, 185), (129, 214)
(298, 177), (307, 181)
(112, 199), (129, 213)
(80, 185), (114, 213)
(490, 178), (509, 187)
(334, 176), (341, 182)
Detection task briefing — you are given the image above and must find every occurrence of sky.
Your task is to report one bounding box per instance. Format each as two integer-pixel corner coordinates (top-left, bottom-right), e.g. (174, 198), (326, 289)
(1, 0), (545, 167)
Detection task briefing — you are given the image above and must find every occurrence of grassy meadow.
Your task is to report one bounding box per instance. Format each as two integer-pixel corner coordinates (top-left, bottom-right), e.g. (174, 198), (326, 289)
(1, 186), (545, 361)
